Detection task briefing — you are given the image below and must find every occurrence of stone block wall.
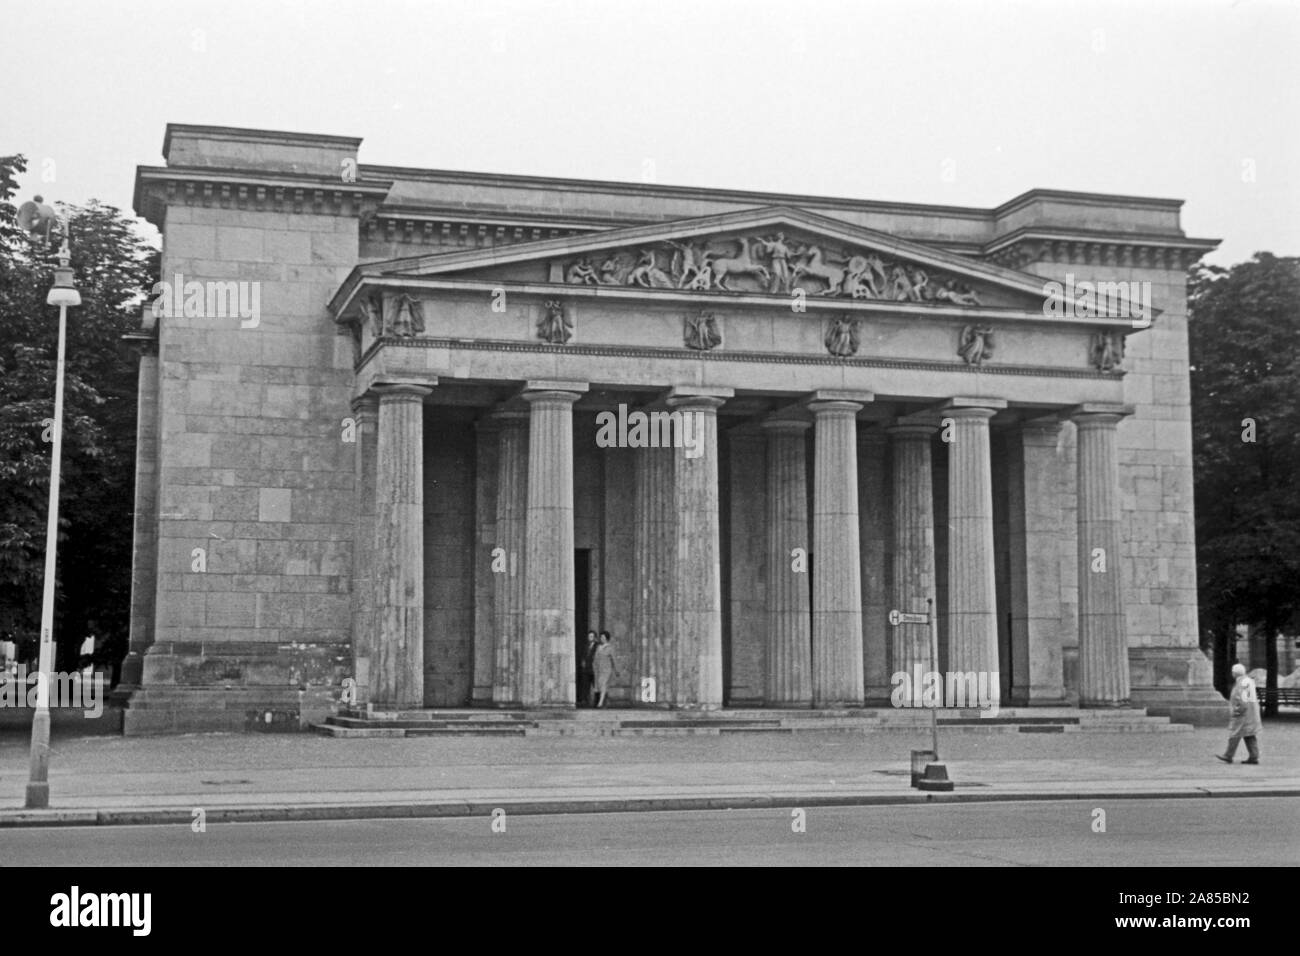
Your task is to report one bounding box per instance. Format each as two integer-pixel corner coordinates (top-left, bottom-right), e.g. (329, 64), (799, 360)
(126, 158), (362, 732)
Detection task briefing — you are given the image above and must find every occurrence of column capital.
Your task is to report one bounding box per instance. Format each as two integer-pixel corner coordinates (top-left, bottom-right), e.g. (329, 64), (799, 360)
(938, 396), (1007, 419)
(760, 417), (811, 434)
(522, 390), (584, 407)
(1069, 402), (1134, 426)
(887, 422), (938, 440)
(350, 393), (379, 417)
(665, 385), (733, 410)
(523, 379), (588, 394)
(807, 400), (863, 416)
(805, 389), (872, 417)
(372, 379), (435, 400)
(808, 388), (874, 405)
(485, 408), (530, 427)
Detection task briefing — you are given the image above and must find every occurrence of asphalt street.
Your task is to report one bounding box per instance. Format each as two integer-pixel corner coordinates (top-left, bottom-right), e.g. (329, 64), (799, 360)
(2, 797), (1295, 866)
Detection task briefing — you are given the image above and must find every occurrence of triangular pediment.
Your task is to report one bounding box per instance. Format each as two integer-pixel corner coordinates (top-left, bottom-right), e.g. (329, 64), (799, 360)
(340, 206), (1078, 313)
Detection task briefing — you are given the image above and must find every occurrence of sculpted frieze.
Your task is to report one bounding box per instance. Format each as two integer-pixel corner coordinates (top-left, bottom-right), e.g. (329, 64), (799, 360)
(562, 231), (985, 305)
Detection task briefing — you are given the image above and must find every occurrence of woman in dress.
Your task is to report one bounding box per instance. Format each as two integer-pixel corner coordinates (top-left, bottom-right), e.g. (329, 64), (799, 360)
(591, 630), (620, 709)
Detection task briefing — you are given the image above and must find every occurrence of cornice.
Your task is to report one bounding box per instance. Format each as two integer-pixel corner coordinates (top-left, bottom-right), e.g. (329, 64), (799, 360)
(982, 230), (1220, 271)
(133, 165), (391, 228)
(991, 188), (1185, 218)
(361, 212), (597, 248)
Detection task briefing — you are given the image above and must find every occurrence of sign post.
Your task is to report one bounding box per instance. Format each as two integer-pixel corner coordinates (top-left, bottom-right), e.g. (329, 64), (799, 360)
(889, 599), (954, 792)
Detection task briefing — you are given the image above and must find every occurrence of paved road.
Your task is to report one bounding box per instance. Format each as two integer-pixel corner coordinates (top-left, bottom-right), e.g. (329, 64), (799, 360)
(2, 797), (1295, 866)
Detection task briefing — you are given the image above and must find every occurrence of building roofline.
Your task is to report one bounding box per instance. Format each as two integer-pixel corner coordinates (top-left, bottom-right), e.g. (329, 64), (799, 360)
(363, 163), (1188, 222)
(162, 123), (363, 162)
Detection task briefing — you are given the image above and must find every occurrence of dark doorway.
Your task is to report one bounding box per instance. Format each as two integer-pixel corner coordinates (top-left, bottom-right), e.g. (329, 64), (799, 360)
(574, 549), (592, 706)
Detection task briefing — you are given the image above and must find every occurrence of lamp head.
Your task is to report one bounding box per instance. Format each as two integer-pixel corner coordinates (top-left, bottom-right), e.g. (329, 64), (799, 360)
(46, 242), (80, 308)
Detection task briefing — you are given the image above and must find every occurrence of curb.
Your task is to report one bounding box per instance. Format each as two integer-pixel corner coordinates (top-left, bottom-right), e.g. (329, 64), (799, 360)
(2, 787), (1298, 828)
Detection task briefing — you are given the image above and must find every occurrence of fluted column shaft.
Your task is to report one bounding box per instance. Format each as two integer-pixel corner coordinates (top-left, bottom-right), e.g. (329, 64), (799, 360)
(763, 420), (812, 706)
(890, 424), (938, 678)
(371, 383), (432, 708)
(668, 395), (725, 708)
(1074, 410), (1131, 705)
(492, 413), (529, 705)
(810, 400), (864, 706)
(521, 388), (582, 706)
(632, 441), (674, 705)
(350, 395), (378, 705)
(946, 405), (1000, 704)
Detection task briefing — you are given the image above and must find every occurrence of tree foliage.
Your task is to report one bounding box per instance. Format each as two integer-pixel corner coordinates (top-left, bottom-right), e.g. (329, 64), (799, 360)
(0, 154), (158, 673)
(1189, 252), (1300, 709)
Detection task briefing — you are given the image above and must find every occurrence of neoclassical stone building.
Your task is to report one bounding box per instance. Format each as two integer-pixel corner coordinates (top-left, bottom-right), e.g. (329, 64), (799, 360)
(120, 124), (1225, 732)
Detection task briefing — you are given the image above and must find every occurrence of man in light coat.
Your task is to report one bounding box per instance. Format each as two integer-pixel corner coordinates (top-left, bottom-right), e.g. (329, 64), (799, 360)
(1216, 663), (1262, 765)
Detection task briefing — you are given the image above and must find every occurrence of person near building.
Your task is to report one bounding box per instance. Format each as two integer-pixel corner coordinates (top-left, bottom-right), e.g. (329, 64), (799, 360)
(1217, 663), (1262, 765)
(592, 630), (620, 709)
(578, 630), (597, 707)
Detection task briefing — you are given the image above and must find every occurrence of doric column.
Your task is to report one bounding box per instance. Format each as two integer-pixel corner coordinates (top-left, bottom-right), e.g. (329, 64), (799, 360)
(632, 434), (675, 706)
(889, 422), (938, 679)
(349, 394), (378, 705)
(491, 411), (529, 705)
(1008, 419), (1067, 703)
(762, 419), (812, 706)
(667, 387), (731, 708)
(809, 392), (870, 706)
(521, 381), (587, 706)
(944, 398), (1006, 704)
(371, 381), (433, 709)
(1072, 404), (1133, 705)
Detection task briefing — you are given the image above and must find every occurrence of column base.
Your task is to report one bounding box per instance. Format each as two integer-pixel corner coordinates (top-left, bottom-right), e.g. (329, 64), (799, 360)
(1128, 646), (1228, 727)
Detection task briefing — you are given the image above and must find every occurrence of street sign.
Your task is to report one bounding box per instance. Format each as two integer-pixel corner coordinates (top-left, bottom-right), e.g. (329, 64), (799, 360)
(888, 609), (930, 626)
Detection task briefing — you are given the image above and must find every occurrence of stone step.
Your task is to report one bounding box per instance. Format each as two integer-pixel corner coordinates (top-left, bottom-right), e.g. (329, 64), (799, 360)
(310, 705), (1192, 738)
(326, 715), (536, 729)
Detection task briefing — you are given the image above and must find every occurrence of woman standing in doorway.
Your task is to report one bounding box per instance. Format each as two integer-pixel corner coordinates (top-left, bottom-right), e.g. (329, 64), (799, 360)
(592, 630), (620, 708)
(578, 631), (597, 707)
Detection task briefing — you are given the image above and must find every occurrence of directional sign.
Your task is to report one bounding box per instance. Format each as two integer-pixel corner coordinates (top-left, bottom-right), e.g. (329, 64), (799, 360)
(888, 609), (930, 626)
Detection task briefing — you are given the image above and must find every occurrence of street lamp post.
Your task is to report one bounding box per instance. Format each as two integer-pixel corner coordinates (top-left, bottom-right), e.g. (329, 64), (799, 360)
(25, 227), (80, 810)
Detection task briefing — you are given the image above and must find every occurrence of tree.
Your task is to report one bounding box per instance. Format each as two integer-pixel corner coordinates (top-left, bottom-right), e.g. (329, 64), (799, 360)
(0, 154), (157, 679)
(1189, 252), (1300, 715)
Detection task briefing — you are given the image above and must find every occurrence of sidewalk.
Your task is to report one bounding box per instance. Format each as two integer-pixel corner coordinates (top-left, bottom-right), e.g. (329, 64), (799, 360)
(2, 721), (1297, 828)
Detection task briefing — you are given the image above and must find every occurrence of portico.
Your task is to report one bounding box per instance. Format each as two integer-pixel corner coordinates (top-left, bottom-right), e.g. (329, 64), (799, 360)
(335, 205), (1145, 711)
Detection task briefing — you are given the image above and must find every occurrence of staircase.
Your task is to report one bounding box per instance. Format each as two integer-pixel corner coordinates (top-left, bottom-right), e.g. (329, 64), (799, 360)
(314, 706), (1190, 738)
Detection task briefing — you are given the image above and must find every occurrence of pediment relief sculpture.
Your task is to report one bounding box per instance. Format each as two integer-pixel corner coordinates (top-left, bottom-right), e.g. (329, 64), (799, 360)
(563, 231), (985, 305)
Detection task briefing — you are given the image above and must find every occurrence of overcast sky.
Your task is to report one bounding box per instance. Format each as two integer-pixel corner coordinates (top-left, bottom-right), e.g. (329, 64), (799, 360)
(4, 0), (1296, 264)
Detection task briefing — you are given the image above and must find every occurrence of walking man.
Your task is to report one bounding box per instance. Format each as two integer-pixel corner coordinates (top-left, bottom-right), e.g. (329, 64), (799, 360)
(1216, 663), (1262, 765)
